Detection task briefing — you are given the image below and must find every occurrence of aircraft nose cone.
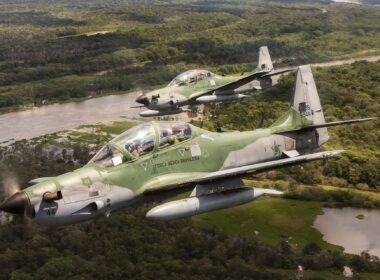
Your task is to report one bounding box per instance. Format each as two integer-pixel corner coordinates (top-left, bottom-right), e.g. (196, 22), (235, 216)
(135, 94), (149, 105)
(0, 192), (28, 215)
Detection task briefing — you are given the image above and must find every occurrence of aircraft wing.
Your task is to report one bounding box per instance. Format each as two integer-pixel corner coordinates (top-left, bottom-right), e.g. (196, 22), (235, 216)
(215, 68), (296, 94)
(187, 72), (268, 101)
(142, 150), (344, 193)
(144, 150), (343, 220)
(211, 71), (270, 94)
(195, 150), (344, 183)
(189, 68), (296, 100)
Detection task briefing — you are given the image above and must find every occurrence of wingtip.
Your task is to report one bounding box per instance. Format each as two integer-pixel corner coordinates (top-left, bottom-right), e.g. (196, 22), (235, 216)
(365, 117), (378, 121)
(264, 189), (284, 196)
(325, 150), (346, 157)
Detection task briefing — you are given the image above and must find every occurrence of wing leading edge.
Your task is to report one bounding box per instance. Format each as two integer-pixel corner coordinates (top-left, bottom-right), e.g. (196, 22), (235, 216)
(196, 150), (344, 183)
(142, 150), (344, 193)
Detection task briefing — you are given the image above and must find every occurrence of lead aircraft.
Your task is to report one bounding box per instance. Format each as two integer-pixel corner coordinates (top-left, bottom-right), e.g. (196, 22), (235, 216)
(0, 65), (375, 225)
(134, 46), (294, 117)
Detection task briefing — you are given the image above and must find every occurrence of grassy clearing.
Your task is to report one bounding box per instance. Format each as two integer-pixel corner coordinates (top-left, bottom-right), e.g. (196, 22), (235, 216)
(303, 269), (349, 280)
(360, 272), (380, 280)
(193, 196), (341, 250)
(244, 178), (380, 204)
(192, 180), (380, 250)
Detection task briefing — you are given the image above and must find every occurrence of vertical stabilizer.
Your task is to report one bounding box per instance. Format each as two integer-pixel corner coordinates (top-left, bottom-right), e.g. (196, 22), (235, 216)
(258, 46), (273, 71)
(292, 65), (329, 145)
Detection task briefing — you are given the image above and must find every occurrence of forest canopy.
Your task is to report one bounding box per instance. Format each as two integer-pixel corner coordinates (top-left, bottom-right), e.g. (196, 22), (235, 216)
(0, 0), (379, 112)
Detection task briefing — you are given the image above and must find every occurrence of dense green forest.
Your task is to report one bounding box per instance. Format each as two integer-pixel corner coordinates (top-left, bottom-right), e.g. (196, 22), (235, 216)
(1, 0), (380, 279)
(0, 0), (380, 111)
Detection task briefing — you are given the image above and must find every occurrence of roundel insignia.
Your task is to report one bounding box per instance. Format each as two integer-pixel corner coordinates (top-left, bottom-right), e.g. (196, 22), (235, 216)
(140, 162), (148, 171)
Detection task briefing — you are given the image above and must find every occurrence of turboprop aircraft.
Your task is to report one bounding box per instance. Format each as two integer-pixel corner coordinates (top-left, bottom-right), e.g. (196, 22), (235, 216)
(0, 65), (375, 226)
(134, 46), (294, 117)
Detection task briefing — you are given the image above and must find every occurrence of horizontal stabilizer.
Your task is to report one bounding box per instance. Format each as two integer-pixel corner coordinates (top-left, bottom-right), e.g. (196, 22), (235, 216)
(282, 117), (377, 133)
(261, 67), (296, 78)
(304, 117), (377, 129)
(283, 150), (300, 158)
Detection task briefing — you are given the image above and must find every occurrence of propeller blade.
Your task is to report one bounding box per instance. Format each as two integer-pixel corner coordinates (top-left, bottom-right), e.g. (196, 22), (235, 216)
(135, 94), (149, 105)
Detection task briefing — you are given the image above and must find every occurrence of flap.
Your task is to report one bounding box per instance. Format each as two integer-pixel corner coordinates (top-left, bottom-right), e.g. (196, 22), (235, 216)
(283, 150), (300, 158)
(190, 178), (244, 197)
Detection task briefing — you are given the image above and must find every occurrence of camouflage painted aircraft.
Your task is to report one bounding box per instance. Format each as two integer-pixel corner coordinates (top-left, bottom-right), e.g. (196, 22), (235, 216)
(0, 66), (375, 226)
(134, 46), (294, 117)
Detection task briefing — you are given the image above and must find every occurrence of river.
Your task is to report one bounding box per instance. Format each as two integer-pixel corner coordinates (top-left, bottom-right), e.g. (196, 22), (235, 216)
(0, 91), (189, 144)
(313, 207), (380, 257)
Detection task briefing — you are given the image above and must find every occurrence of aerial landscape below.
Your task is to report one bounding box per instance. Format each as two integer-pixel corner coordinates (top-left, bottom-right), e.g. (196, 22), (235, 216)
(0, 0), (380, 279)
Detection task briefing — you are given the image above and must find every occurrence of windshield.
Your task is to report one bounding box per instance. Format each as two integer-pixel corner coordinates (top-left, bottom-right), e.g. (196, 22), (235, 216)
(89, 122), (192, 167)
(113, 124), (155, 158)
(168, 69), (213, 87)
(158, 123), (191, 149)
(89, 124), (156, 167)
(89, 145), (125, 167)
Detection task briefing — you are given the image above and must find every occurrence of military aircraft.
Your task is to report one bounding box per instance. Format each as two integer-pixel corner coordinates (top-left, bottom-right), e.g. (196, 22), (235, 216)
(0, 65), (375, 226)
(134, 46), (294, 117)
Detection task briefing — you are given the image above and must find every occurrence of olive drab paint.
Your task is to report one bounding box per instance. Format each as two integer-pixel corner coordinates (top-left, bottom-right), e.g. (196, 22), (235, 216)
(0, 66), (375, 226)
(135, 46), (295, 117)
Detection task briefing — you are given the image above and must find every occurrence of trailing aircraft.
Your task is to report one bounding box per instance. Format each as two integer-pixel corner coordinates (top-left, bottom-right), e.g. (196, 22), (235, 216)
(0, 65), (374, 225)
(134, 46), (294, 117)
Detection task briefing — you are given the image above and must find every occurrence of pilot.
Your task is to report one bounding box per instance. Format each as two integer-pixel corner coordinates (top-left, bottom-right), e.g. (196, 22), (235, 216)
(171, 135), (180, 145)
(131, 144), (143, 158)
(184, 126), (191, 136)
(172, 126), (184, 143)
(132, 149), (139, 157)
(198, 72), (206, 81)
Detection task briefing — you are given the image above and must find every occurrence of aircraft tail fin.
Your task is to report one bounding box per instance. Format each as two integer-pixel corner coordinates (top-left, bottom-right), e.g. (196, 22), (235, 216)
(271, 65), (376, 150)
(271, 65), (329, 146)
(292, 65), (326, 124)
(258, 46), (274, 72)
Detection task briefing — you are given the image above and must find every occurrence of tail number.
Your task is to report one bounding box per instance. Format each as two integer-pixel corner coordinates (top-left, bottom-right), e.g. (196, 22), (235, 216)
(299, 102), (312, 117)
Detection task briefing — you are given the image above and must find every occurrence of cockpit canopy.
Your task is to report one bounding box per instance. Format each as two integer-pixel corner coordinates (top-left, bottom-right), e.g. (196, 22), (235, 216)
(168, 69), (213, 87)
(89, 122), (192, 167)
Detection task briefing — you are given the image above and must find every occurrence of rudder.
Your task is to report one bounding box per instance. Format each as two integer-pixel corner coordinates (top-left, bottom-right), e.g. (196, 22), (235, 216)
(292, 65), (329, 145)
(258, 46), (274, 72)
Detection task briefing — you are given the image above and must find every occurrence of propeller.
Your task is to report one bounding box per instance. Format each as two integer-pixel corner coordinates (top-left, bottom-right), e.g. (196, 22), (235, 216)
(135, 93), (150, 106)
(1, 174), (21, 199)
(0, 174), (35, 218)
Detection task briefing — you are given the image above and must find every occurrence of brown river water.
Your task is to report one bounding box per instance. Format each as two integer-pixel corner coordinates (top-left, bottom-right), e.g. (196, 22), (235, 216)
(0, 91), (189, 144)
(0, 91), (140, 143)
(313, 207), (380, 257)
